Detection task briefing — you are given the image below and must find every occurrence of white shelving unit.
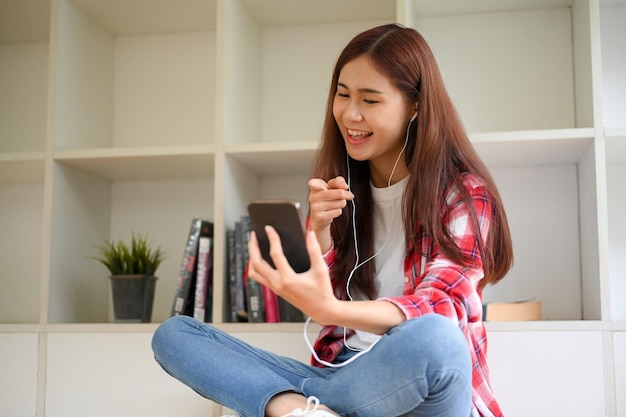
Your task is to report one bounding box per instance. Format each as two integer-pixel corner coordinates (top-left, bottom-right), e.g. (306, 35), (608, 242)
(0, 0), (624, 416)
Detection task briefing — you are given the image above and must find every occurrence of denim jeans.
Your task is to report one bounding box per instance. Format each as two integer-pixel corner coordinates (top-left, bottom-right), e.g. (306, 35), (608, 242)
(151, 313), (472, 417)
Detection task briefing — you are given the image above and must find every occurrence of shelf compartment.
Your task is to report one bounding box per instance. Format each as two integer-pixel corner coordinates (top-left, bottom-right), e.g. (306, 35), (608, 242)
(47, 160), (214, 324)
(0, 177), (44, 324)
(403, 0), (593, 133)
(53, 0), (217, 151)
(220, 0), (395, 146)
(216, 153), (312, 323)
(0, 1), (50, 154)
(478, 131), (600, 320)
(0, 1), (50, 325)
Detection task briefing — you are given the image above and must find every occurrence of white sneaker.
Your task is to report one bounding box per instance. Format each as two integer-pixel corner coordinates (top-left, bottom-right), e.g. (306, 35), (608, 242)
(280, 396), (337, 417)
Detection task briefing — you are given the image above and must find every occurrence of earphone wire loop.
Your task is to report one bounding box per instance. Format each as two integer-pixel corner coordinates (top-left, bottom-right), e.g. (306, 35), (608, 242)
(309, 117), (414, 364)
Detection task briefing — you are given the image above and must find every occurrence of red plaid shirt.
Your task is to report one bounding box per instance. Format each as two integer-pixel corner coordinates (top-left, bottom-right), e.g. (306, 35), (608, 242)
(312, 173), (503, 417)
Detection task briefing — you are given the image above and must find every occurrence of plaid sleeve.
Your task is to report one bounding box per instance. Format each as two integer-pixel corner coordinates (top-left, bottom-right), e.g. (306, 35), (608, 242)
(381, 177), (491, 327)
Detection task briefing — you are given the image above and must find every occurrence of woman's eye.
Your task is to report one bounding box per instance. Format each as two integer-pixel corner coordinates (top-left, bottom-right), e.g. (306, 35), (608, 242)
(337, 92), (349, 98)
(364, 99), (379, 104)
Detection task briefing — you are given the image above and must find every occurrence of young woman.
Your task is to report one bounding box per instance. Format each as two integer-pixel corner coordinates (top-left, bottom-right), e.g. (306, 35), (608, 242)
(152, 23), (513, 417)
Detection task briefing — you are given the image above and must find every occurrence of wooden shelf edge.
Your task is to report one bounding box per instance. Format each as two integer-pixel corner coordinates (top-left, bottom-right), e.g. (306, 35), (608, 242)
(3, 320), (626, 334)
(470, 127), (595, 144)
(54, 145), (215, 160)
(0, 321), (321, 334)
(484, 320), (609, 332)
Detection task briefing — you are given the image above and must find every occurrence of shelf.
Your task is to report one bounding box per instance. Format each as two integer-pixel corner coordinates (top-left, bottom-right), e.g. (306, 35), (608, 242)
(225, 141), (319, 175)
(69, 0), (217, 35)
(0, 1), (50, 156)
(221, 0), (395, 146)
(471, 128), (594, 168)
(409, 0), (574, 16)
(54, 146), (215, 181)
(53, 0), (218, 151)
(3, 319), (621, 334)
(485, 320), (607, 332)
(406, 1), (591, 132)
(0, 1), (624, 414)
(240, 0), (394, 27)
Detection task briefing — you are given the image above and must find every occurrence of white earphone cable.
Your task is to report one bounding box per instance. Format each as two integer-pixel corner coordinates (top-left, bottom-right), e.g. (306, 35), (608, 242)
(305, 116), (414, 365)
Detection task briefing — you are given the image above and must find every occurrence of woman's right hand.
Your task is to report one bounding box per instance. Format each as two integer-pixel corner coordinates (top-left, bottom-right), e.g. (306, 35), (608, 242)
(308, 176), (354, 253)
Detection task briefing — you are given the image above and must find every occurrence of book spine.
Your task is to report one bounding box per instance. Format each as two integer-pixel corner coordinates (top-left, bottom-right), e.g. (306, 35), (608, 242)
(204, 237), (214, 323)
(263, 285), (280, 323)
(246, 264), (265, 322)
(234, 220), (247, 320)
(171, 219), (202, 316)
(193, 236), (211, 321)
(241, 215), (266, 322)
(279, 297), (305, 322)
(227, 229), (238, 322)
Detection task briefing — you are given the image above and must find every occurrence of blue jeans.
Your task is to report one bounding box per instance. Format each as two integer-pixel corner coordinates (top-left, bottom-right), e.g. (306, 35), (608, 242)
(151, 314), (472, 417)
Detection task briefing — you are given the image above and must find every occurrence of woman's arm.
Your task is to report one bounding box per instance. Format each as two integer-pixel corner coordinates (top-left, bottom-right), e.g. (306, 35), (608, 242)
(382, 182), (492, 327)
(247, 226), (405, 334)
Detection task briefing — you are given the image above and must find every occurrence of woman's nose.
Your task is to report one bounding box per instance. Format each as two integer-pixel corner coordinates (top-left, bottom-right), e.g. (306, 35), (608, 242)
(344, 101), (363, 122)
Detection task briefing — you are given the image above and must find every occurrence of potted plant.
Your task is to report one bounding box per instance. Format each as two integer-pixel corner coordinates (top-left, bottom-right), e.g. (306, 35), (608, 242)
(92, 232), (166, 323)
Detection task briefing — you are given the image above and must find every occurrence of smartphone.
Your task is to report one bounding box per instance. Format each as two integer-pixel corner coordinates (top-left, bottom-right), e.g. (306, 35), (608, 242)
(247, 200), (311, 273)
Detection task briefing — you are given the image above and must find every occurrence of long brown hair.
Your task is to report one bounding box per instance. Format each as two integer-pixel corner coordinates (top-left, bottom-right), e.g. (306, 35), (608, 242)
(311, 24), (513, 298)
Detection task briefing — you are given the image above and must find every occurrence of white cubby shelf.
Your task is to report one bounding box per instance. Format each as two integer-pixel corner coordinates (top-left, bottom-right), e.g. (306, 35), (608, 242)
(2, 0), (625, 415)
(0, 0), (623, 327)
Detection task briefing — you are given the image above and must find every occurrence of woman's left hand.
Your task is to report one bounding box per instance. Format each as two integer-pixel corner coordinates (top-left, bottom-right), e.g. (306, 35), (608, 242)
(247, 225), (339, 326)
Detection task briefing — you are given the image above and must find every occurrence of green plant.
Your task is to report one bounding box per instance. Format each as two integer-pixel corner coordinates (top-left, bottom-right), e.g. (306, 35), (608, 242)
(92, 232), (166, 276)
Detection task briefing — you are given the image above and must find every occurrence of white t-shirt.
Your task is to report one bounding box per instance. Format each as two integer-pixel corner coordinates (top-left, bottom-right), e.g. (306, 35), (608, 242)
(346, 176), (408, 351)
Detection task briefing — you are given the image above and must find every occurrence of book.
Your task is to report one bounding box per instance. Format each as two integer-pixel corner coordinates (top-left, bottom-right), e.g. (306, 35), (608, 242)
(245, 262), (265, 322)
(233, 219), (248, 321)
(263, 286), (280, 323)
(226, 229), (238, 322)
(278, 297), (306, 322)
(171, 218), (213, 317)
(193, 235), (213, 322)
(241, 215), (266, 322)
(482, 297), (542, 321)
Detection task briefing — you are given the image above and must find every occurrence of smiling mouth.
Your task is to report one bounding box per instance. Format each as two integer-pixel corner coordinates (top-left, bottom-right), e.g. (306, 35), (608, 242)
(347, 128), (373, 141)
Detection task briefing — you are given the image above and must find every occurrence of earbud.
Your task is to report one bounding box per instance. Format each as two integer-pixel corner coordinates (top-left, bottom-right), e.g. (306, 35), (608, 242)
(409, 112), (417, 123)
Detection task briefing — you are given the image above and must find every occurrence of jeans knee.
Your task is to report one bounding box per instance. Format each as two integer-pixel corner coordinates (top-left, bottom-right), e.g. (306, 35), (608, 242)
(393, 314), (470, 371)
(151, 315), (195, 359)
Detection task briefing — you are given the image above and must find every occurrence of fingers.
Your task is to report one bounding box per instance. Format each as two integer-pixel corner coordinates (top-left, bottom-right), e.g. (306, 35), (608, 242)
(308, 176), (352, 195)
(327, 176), (350, 192)
(308, 178), (329, 192)
(247, 230), (280, 287)
(264, 225), (292, 273)
(305, 230), (327, 273)
(308, 177), (354, 230)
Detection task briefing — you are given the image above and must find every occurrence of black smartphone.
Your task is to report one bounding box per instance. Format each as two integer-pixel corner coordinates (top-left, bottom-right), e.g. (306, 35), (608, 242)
(247, 200), (311, 273)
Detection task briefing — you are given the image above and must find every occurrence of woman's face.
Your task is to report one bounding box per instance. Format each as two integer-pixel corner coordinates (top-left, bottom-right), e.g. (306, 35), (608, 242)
(333, 55), (415, 186)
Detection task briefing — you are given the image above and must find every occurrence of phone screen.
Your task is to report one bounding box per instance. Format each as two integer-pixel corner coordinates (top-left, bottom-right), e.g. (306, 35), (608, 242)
(247, 200), (311, 273)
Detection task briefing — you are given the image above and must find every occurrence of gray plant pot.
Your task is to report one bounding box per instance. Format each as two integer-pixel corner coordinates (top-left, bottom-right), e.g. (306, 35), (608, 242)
(109, 274), (158, 323)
